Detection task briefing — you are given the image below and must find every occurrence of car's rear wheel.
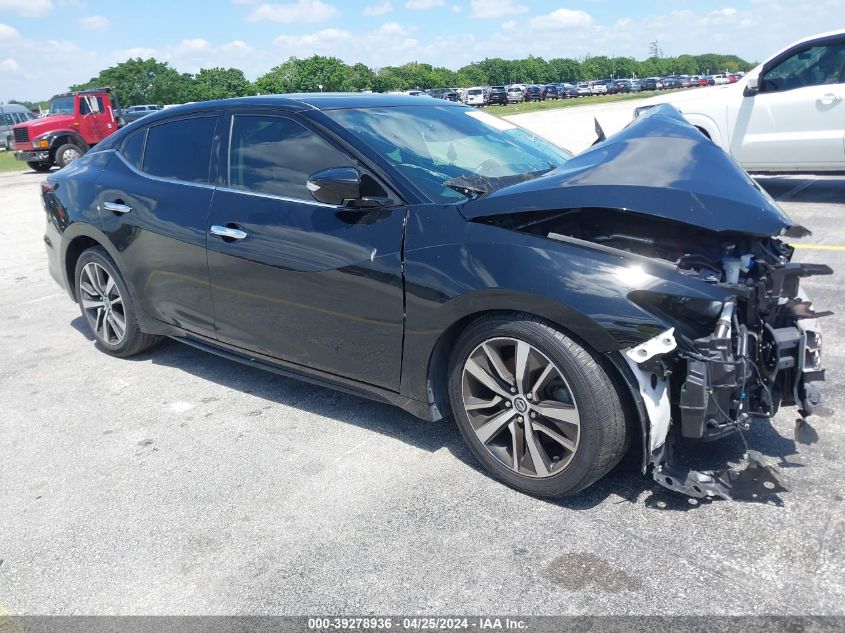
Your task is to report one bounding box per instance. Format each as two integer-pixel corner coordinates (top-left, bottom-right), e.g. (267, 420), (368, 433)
(448, 315), (628, 498)
(27, 161), (52, 172)
(55, 143), (82, 169)
(75, 246), (161, 357)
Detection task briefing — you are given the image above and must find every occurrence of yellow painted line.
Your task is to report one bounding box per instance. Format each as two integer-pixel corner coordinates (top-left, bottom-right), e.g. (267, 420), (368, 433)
(792, 244), (845, 251)
(0, 603), (24, 633)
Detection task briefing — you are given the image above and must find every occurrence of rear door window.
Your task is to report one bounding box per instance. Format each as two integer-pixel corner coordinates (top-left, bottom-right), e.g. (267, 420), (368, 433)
(142, 116), (217, 184)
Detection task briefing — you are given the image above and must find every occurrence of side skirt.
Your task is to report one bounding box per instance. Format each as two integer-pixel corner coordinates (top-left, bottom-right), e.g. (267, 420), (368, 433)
(173, 333), (436, 421)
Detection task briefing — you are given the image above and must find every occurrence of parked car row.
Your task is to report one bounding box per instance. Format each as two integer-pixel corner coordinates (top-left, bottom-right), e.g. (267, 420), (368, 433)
(423, 72), (746, 106)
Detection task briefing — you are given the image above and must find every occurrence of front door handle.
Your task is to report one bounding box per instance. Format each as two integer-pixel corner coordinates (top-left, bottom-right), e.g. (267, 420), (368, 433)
(103, 201), (131, 214)
(210, 225), (248, 240)
(818, 93), (843, 105)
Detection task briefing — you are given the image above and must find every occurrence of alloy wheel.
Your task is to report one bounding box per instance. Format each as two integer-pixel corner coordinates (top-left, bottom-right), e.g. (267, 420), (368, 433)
(461, 337), (580, 478)
(79, 262), (127, 345)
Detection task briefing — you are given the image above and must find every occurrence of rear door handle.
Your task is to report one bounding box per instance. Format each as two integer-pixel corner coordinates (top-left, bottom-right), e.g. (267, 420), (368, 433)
(818, 93), (843, 105)
(103, 201), (131, 214)
(210, 225), (248, 240)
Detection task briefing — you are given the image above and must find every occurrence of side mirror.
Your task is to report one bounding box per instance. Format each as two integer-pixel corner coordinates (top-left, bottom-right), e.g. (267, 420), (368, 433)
(306, 167), (390, 209)
(743, 75), (759, 97)
(306, 167), (362, 206)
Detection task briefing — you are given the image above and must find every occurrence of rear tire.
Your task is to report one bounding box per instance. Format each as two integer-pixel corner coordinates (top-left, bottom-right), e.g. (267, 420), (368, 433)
(27, 161), (52, 172)
(75, 246), (161, 358)
(448, 314), (628, 498)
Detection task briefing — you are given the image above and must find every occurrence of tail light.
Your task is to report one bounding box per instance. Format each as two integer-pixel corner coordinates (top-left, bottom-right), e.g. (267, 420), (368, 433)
(41, 182), (57, 194)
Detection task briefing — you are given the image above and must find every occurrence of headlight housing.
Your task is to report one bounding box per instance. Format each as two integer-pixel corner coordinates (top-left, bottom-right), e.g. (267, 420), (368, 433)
(629, 290), (724, 339)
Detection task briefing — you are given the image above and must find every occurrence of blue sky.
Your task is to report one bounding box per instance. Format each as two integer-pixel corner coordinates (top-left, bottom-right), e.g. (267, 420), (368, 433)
(0, 0), (841, 100)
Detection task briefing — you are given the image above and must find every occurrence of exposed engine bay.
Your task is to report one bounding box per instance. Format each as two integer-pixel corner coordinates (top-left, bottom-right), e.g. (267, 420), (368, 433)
(495, 207), (832, 499)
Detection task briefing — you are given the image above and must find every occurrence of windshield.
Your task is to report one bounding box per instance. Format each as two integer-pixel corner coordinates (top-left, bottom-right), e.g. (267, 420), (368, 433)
(49, 96), (74, 115)
(326, 105), (572, 203)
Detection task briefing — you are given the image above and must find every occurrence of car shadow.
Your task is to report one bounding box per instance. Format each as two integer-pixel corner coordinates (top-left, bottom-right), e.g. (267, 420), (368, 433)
(70, 326), (802, 513)
(554, 414), (802, 512)
(116, 334), (462, 457)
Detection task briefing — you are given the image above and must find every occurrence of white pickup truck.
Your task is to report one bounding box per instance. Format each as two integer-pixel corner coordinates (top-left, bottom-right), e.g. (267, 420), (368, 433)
(640, 29), (845, 172)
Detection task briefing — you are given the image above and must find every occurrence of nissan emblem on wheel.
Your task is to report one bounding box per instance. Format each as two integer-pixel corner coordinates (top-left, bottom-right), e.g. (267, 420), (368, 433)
(40, 94), (831, 500)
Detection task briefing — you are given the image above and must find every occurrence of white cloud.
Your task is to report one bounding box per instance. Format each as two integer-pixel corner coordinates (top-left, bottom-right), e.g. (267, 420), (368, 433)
(470, 0), (527, 19)
(363, 1), (392, 16)
(274, 23), (418, 61)
(173, 38), (212, 55)
(0, 57), (19, 73)
(405, 0), (443, 9)
(529, 8), (592, 31)
(78, 15), (110, 31)
(0, 23), (21, 42)
(220, 40), (255, 54)
(245, 0), (338, 23)
(0, 0), (52, 17)
(451, 4), (460, 12)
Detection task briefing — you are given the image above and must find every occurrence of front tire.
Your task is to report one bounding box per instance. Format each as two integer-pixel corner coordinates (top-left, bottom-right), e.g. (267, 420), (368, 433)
(55, 143), (82, 169)
(448, 315), (628, 498)
(75, 246), (161, 357)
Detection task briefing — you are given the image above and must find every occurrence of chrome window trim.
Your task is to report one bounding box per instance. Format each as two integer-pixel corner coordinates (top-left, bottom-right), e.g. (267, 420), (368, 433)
(112, 149), (341, 207)
(111, 149), (216, 191)
(216, 185), (342, 209)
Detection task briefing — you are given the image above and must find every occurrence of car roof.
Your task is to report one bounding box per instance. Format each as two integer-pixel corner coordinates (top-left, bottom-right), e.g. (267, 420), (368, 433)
(155, 93), (465, 116)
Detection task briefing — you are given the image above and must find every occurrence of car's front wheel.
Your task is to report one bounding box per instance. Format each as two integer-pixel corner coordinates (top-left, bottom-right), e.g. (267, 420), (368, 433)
(75, 246), (161, 357)
(448, 315), (628, 498)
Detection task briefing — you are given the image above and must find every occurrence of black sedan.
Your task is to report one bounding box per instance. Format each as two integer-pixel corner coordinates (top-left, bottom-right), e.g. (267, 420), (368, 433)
(523, 85), (544, 101)
(41, 95), (829, 500)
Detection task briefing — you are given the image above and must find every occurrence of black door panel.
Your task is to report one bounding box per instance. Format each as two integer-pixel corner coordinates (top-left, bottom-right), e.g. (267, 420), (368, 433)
(207, 189), (405, 389)
(97, 153), (216, 336)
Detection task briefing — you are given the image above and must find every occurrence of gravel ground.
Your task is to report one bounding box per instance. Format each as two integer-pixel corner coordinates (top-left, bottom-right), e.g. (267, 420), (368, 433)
(0, 111), (843, 616)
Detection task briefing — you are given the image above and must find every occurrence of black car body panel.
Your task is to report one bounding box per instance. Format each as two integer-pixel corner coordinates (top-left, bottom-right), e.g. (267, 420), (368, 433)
(42, 95), (830, 500)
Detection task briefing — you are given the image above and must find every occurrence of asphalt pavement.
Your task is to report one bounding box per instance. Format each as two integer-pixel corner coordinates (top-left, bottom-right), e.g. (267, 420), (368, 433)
(0, 140), (843, 615)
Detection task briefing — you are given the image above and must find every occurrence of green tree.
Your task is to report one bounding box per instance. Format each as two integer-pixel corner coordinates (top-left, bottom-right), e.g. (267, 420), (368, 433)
(547, 58), (581, 82)
(71, 58), (193, 106)
(371, 67), (405, 92)
(349, 62), (376, 91)
(189, 67), (254, 101)
(255, 55), (353, 94)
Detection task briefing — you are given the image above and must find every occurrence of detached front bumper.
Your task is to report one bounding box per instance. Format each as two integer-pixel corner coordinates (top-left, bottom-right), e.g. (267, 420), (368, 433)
(15, 149), (50, 162)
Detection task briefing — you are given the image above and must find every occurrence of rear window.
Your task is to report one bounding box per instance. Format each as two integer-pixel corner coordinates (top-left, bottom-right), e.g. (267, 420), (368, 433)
(142, 116), (217, 184)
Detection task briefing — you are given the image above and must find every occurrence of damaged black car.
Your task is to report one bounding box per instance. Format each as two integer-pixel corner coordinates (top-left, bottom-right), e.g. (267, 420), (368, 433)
(41, 95), (830, 499)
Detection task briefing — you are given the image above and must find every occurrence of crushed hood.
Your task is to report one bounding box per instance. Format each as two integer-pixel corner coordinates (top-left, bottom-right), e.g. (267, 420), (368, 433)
(460, 104), (796, 237)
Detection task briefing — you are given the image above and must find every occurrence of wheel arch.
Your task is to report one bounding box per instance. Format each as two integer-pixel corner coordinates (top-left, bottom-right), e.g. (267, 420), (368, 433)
(44, 130), (89, 153)
(422, 309), (645, 462)
(62, 224), (117, 293)
(61, 225), (170, 336)
(678, 112), (723, 148)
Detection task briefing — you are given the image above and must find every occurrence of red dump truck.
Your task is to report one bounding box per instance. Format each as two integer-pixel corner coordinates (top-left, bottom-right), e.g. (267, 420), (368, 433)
(10, 87), (124, 172)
